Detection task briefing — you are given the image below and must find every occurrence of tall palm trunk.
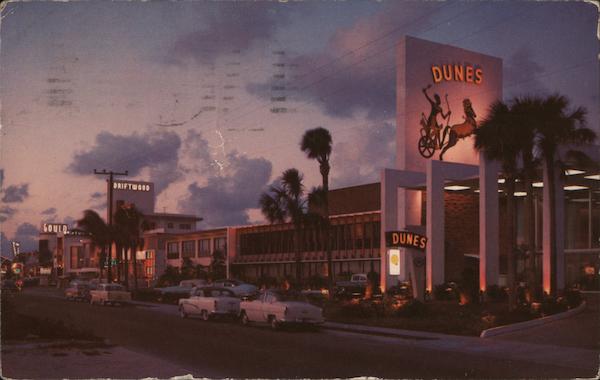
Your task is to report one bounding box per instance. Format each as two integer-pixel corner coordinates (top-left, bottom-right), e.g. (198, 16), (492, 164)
(124, 245), (129, 289)
(522, 166), (538, 300)
(99, 246), (105, 279)
(294, 226), (302, 282)
(545, 158), (558, 297)
(106, 244), (112, 283)
(320, 162), (334, 295)
(506, 178), (517, 311)
(116, 245), (122, 283)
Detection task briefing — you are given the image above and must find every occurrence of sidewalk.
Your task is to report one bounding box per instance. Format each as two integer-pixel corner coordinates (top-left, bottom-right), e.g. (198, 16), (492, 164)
(491, 291), (600, 350)
(324, 320), (598, 372)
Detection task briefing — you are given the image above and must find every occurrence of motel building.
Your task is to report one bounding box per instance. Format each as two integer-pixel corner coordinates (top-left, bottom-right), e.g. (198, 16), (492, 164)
(37, 37), (599, 295)
(39, 180), (202, 286)
(162, 37), (599, 298)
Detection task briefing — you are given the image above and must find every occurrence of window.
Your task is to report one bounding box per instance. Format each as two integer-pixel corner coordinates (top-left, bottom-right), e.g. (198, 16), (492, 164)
(355, 223), (364, 249)
(182, 240), (195, 258)
(179, 223), (191, 230)
(214, 237), (226, 252)
(364, 223), (372, 249)
(167, 242), (179, 259)
(167, 222), (174, 228)
(198, 239), (211, 257)
(345, 224), (353, 250)
(373, 222), (381, 248)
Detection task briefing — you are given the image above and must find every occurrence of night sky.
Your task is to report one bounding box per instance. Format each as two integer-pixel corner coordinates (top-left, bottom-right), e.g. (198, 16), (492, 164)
(1, 0), (598, 253)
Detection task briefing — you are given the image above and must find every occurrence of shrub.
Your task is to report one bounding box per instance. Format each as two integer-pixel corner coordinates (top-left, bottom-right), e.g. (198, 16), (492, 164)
(306, 275), (327, 290)
(564, 289), (583, 309)
(395, 299), (427, 318)
(540, 297), (568, 316)
(156, 265), (182, 287)
(433, 283), (458, 301)
(335, 301), (377, 319)
(485, 285), (507, 302)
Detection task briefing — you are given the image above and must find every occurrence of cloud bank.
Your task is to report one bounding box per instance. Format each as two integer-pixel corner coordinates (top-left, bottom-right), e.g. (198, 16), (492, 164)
(69, 130), (182, 194)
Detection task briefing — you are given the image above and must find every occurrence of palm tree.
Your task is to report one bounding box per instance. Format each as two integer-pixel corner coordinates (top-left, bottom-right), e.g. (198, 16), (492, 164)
(475, 101), (526, 310)
(509, 97), (542, 297)
(301, 127), (334, 293)
(77, 210), (112, 282)
(114, 204), (146, 290)
(533, 94), (595, 296)
(260, 168), (308, 282)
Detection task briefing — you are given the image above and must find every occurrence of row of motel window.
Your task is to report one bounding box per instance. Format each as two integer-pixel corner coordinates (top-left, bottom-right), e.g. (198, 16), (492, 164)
(167, 237), (227, 260)
(239, 221), (381, 256)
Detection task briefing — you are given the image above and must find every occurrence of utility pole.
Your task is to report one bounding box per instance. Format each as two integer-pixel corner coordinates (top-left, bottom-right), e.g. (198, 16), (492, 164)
(94, 169), (128, 283)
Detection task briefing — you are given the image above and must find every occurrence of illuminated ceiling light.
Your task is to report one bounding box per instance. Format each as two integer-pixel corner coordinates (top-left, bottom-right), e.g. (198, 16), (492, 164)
(564, 185), (588, 191)
(532, 182), (544, 188)
(584, 174), (600, 180)
(514, 192), (527, 197)
(497, 179), (505, 184)
(565, 169), (585, 175)
(474, 189), (480, 193)
(444, 185), (470, 191)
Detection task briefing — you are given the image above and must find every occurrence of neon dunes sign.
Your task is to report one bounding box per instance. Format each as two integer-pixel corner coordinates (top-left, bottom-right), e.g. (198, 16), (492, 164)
(385, 231), (428, 251)
(431, 64), (483, 85)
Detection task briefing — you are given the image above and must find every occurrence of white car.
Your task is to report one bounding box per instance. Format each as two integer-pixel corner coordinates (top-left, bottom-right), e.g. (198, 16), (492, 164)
(90, 283), (131, 306)
(178, 287), (240, 321)
(239, 290), (324, 330)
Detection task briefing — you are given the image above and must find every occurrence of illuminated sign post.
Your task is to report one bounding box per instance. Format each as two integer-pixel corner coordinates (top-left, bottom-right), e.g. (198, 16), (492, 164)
(385, 231), (428, 251)
(113, 182), (151, 191)
(385, 231), (428, 281)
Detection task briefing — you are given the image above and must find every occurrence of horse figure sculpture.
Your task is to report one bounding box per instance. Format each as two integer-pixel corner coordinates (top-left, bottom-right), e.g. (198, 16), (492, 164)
(439, 99), (477, 161)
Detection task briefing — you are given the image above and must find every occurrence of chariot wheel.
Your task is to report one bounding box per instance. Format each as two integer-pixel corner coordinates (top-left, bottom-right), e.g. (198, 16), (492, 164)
(418, 135), (436, 158)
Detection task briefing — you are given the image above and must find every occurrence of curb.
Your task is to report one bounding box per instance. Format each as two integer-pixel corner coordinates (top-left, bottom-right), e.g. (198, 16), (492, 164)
(322, 322), (451, 341)
(480, 301), (587, 338)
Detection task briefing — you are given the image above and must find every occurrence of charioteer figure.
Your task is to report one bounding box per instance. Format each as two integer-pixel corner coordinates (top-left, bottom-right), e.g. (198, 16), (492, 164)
(421, 84), (451, 139)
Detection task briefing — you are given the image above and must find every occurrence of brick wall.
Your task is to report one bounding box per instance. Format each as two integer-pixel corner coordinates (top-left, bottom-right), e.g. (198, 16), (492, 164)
(444, 193), (479, 281)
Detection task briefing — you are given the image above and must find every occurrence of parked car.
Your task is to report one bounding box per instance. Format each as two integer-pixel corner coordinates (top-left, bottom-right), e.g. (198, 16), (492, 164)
(212, 279), (258, 299)
(239, 289), (324, 330)
(65, 280), (91, 302)
(178, 287), (240, 320)
(90, 283), (131, 306)
(155, 279), (207, 304)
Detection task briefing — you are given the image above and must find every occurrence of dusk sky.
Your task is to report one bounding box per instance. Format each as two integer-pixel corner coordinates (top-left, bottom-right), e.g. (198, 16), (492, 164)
(1, 0), (598, 253)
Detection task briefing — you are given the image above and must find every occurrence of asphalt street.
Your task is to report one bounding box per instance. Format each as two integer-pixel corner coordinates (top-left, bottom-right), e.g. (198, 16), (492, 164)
(3, 288), (598, 379)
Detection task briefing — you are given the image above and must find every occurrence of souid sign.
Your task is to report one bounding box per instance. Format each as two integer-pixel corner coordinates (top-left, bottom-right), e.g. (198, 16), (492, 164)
(113, 182), (151, 192)
(385, 231), (428, 251)
(431, 64), (483, 85)
(42, 223), (69, 234)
